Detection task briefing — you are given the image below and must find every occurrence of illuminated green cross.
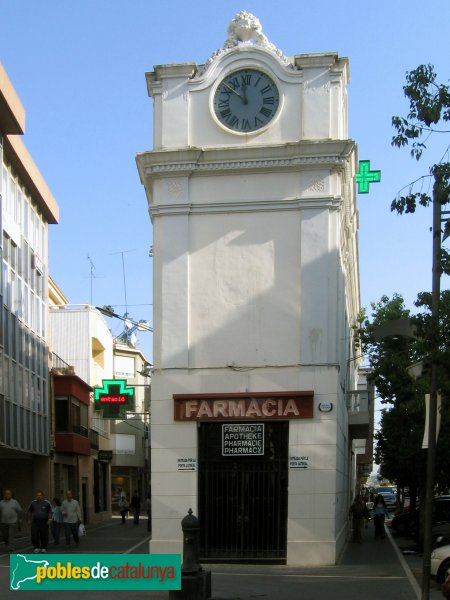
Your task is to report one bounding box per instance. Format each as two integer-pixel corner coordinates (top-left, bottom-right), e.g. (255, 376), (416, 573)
(94, 379), (135, 419)
(356, 160), (381, 193)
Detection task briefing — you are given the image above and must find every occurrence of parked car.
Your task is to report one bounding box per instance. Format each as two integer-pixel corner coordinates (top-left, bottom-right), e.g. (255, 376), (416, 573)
(390, 496), (450, 539)
(433, 521), (450, 548)
(431, 543), (450, 583)
(432, 498), (450, 547)
(434, 496), (450, 521)
(390, 507), (415, 535)
(376, 486), (395, 495)
(378, 491), (398, 509)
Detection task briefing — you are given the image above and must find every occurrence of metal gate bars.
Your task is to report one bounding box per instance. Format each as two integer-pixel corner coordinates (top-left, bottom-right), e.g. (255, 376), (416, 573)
(198, 421), (288, 562)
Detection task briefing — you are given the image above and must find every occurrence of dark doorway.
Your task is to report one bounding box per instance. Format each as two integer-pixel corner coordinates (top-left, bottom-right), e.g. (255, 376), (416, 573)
(198, 421), (288, 562)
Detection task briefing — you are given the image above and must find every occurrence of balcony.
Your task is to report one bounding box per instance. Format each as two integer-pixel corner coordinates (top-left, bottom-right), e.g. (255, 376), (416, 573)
(55, 431), (90, 455)
(346, 390), (370, 440)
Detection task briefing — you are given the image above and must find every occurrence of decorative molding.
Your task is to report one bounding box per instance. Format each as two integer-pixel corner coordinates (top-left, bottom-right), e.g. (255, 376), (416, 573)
(196, 11), (295, 77)
(149, 196), (342, 218)
(308, 176), (325, 193)
(167, 179), (183, 198)
(144, 155), (347, 178)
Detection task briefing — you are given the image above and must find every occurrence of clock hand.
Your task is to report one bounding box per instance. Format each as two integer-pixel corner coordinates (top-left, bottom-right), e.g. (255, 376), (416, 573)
(222, 82), (245, 101)
(241, 83), (248, 105)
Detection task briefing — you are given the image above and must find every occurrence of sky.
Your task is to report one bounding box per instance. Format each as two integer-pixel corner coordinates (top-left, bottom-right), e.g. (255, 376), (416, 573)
(1, 0), (449, 364)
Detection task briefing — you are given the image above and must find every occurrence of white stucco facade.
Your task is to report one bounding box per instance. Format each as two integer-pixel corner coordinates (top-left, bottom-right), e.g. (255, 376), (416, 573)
(137, 13), (361, 566)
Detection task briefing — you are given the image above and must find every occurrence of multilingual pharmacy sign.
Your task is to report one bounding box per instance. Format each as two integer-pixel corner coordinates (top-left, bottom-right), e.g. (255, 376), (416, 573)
(222, 424), (264, 456)
(94, 380), (135, 419)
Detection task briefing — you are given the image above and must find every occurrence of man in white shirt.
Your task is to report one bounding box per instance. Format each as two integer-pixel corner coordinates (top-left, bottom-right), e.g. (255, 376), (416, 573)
(0, 489), (22, 553)
(61, 490), (82, 547)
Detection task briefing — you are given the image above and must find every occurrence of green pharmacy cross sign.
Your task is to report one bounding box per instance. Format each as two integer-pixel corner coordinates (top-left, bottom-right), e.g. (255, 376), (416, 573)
(94, 379), (135, 419)
(356, 160), (381, 193)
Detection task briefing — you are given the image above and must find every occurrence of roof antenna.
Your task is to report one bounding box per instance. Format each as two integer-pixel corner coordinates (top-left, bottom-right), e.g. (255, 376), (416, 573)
(111, 249), (135, 317)
(87, 254), (96, 305)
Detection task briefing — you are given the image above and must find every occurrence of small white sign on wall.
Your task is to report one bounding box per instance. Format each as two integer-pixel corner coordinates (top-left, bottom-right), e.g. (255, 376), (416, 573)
(289, 456), (310, 469)
(177, 458), (197, 471)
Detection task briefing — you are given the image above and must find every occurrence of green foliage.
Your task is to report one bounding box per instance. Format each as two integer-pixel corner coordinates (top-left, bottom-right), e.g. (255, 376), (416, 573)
(362, 294), (419, 404)
(392, 64), (450, 161)
(374, 399), (425, 487)
(363, 292), (450, 491)
(391, 64), (450, 215)
(369, 65), (450, 491)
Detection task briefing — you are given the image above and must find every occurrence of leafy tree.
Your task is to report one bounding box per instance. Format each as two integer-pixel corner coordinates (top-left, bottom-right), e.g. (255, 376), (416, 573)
(362, 292), (450, 502)
(386, 65), (450, 497)
(414, 290), (450, 493)
(391, 64), (450, 219)
(361, 295), (426, 500)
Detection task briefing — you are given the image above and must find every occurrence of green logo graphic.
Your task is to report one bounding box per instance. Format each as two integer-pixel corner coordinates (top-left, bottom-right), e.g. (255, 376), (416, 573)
(10, 554), (181, 591)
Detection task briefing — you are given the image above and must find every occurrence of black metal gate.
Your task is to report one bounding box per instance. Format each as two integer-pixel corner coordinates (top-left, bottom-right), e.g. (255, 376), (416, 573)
(198, 421), (288, 562)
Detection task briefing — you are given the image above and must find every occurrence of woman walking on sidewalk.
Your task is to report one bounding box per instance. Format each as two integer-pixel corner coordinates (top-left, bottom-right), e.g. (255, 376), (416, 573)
(51, 498), (63, 545)
(373, 494), (389, 539)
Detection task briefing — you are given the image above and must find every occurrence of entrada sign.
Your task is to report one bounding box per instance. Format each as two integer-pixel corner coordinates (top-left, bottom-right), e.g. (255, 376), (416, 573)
(174, 392), (314, 421)
(94, 380), (135, 419)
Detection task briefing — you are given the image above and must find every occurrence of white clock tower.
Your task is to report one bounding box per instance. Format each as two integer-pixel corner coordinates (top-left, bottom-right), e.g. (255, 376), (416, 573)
(137, 12), (361, 566)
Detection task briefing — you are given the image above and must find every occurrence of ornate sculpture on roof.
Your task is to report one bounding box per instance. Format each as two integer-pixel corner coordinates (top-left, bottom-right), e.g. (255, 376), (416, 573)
(197, 11), (294, 77)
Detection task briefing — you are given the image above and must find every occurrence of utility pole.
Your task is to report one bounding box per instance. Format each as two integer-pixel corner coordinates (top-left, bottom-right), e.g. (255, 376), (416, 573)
(421, 172), (443, 600)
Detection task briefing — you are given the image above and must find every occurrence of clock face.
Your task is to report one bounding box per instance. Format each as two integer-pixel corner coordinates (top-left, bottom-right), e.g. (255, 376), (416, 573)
(213, 68), (280, 133)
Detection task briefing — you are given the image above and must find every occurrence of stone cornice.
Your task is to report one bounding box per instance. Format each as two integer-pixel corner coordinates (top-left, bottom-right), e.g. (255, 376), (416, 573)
(136, 140), (356, 183)
(149, 196), (342, 219)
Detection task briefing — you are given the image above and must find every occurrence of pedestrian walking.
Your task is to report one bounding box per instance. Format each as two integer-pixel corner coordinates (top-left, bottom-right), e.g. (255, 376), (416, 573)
(0, 489), (22, 553)
(373, 494), (389, 539)
(145, 493), (151, 532)
(51, 498), (63, 545)
(348, 494), (369, 544)
(118, 495), (129, 524)
(130, 492), (141, 525)
(27, 490), (52, 553)
(61, 490), (82, 547)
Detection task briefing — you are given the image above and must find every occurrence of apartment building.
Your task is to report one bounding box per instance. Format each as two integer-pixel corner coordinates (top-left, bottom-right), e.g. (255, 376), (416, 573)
(0, 63), (59, 502)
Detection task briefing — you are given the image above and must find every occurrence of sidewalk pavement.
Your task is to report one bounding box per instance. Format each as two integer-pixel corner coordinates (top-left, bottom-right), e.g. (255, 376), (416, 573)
(204, 524), (432, 600)
(0, 516), (444, 599)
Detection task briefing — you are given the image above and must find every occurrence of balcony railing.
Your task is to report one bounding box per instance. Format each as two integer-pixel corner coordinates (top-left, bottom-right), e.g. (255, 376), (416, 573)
(89, 429), (99, 450)
(55, 424), (89, 437)
(346, 390), (369, 413)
